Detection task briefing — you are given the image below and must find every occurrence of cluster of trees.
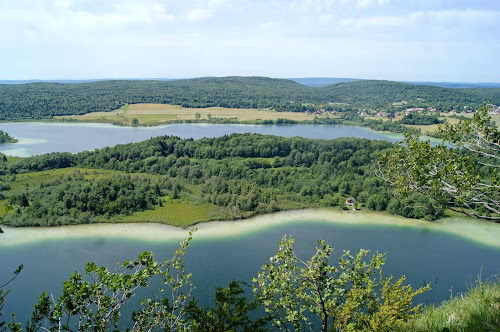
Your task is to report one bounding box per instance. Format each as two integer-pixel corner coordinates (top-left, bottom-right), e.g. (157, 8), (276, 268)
(397, 114), (444, 125)
(1, 134), (447, 226)
(0, 131), (17, 144)
(340, 113), (414, 133)
(6, 171), (169, 226)
(1, 77), (498, 120)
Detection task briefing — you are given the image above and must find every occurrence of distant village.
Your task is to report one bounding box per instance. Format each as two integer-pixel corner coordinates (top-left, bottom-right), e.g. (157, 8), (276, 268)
(303, 103), (500, 118)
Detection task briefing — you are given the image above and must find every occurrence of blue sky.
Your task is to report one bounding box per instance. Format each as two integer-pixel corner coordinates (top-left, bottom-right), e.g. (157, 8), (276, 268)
(1, 0), (499, 82)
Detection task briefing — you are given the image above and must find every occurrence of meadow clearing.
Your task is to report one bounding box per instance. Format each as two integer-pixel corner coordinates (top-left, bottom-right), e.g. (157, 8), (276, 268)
(56, 103), (312, 126)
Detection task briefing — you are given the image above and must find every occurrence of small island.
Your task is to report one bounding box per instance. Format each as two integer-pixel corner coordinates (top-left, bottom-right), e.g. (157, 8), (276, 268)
(0, 130), (17, 144)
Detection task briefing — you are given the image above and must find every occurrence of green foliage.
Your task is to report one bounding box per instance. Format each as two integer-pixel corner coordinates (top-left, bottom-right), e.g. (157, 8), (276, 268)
(0, 247), (23, 332)
(23, 230), (196, 332)
(5, 172), (163, 226)
(252, 235), (429, 332)
(0, 206), (13, 233)
(0, 290), (6, 331)
(397, 113), (444, 125)
(187, 280), (271, 331)
(130, 231), (196, 331)
(378, 105), (500, 220)
(0, 131), (17, 144)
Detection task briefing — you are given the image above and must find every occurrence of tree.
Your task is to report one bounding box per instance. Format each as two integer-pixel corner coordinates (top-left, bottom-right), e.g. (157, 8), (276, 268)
(2, 231), (433, 331)
(0, 206), (23, 332)
(23, 229), (196, 332)
(186, 280), (270, 331)
(252, 235), (429, 332)
(377, 105), (500, 220)
(195, 112), (201, 120)
(131, 118), (139, 126)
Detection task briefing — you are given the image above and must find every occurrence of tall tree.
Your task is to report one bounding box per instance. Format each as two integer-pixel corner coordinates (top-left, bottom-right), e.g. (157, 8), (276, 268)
(23, 230), (196, 332)
(377, 105), (500, 220)
(252, 235), (428, 332)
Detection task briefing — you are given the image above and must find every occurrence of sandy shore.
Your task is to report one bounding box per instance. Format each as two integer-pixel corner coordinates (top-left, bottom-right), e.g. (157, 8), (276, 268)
(1, 208), (499, 248)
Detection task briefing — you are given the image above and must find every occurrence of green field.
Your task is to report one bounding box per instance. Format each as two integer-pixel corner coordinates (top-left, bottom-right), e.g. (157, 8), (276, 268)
(55, 103), (315, 126)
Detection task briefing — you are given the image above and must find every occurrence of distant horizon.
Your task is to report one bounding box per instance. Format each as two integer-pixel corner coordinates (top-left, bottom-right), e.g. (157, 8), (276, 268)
(1, 77), (499, 86)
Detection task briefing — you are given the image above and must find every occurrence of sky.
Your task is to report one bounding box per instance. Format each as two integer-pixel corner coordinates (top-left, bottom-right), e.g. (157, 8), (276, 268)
(1, 0), (499, 82)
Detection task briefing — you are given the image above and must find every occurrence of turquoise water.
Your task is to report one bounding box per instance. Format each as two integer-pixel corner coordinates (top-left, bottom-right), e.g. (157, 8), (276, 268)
(1, 220), (499, 326)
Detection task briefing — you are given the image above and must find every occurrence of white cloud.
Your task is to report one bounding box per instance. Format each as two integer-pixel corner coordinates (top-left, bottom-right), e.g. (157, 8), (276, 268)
(208, 0), (227, 6)
(290, 0), (335, 11)
(356, 0), (391, 9)
(426, 8), (499, 24)
(0, 0), (176, 38)
(0, 0), (181, 49)
(319, 14), (334, 24)
(186, 8), (213, 22)
(291, 0), (390, 10)
(337, 9), (498, 33)
(259, 21), (276, 30)
(356, 0), (375, 9)
(0, 0), (498, 81)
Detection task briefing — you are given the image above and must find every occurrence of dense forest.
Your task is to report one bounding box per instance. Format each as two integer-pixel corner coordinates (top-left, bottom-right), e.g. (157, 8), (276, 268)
(0, 134), (446, 226)
(0, 77), (499, 120)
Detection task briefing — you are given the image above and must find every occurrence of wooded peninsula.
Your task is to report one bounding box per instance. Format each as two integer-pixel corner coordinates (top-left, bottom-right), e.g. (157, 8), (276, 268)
(0, 134), (448, 227)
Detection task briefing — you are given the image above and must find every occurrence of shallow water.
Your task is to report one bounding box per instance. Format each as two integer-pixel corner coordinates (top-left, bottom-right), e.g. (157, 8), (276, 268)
(2, 209), (500, 248)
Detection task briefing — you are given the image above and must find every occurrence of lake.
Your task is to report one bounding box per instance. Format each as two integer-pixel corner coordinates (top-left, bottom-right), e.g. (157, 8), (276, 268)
(0, 122), (401, 157)
(1, 210), (500, 327)
(0, 122), (497, 329)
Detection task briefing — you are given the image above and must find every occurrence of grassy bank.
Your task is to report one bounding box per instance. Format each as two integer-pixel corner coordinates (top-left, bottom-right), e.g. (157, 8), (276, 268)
(406, 278), (500, 331)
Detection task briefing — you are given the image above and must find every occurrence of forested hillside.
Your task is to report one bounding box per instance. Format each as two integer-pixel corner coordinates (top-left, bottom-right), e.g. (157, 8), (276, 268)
(0, 77), (498, 120)
(320, 80), (498, 110)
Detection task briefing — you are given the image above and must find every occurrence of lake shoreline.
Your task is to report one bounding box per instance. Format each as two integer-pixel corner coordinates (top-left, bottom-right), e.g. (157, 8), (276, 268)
(1, 208), (499, 249)
(0, 118), (438, 143)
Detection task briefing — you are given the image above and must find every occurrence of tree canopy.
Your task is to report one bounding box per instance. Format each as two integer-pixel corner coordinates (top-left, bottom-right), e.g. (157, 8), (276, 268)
(378, 105), (500, 220)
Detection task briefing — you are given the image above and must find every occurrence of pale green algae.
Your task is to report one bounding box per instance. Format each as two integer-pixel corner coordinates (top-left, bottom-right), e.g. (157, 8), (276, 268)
(1, 208), (499, 248)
